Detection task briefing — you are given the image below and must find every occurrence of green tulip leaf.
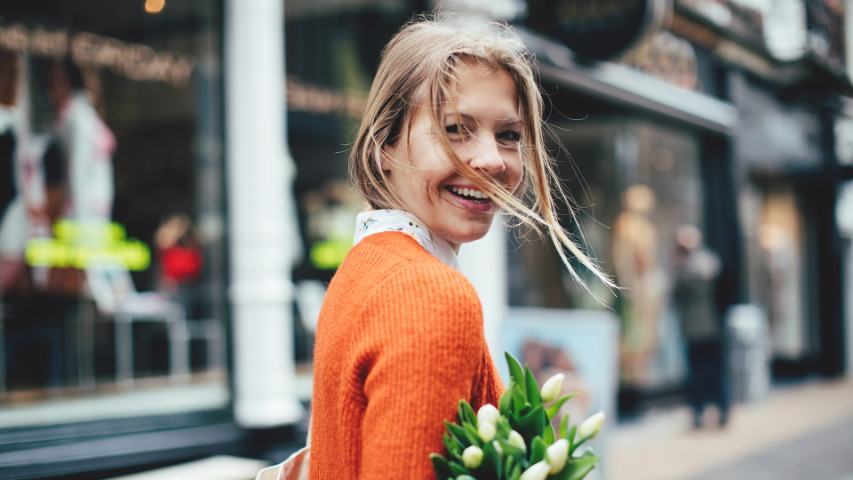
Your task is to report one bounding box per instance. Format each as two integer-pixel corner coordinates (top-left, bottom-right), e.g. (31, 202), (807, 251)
(481, 439), (502, 480)
(463, 422), (482, 446)
(546, 394), (575, 421)
(430, 453), (454, 480)
(530, 436), (547, 464)
(508, 415), (530, 442)
(444, 433), (463, 459)
(567, 425), (577, 448)
(509, 463), (522, 480)
(524, 367), (542, 406)
(543, 423), (556, 445)
(499, 384), (513, 415)
(553, 454), (599, 480)
(504, 454), (515, 473)
(520, 405), (546, 437)
(511, 383), (526, 415)
(559, 413), (569, 440)
(446, 422), (472, 448)
(496, 417), (512, 437)
(448, 461), (470, 477)
(459, 400), (477, 426)
(495, 438), (526, 460)
(505, 352), (526, 388)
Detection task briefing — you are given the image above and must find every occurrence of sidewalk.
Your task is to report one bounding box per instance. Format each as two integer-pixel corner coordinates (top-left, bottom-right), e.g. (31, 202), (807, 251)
(607, 379), (853, 480)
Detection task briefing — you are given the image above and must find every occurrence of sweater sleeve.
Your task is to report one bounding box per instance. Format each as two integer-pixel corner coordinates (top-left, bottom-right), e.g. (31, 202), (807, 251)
(359, 264), (484, 479)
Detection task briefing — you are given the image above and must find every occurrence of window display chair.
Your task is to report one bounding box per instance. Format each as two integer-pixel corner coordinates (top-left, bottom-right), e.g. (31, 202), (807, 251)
(86, 267), (191, 386)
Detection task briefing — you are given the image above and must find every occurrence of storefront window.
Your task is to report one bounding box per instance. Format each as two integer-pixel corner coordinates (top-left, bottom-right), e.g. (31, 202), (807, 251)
(743, 181), (810, 360)
(285, 0), (410, 370)
(0, 1), (227, 423)
(508, 116), (703, 390)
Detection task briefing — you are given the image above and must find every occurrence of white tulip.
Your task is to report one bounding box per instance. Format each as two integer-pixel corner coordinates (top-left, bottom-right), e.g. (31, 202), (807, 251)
(462, 445), (484, 469)
(519, 461), (550, 480)
(507, 430), (526, 452)
(545, 439), (569, 474)
(578, 411), (606, 440)
(492, 440), (503, 457)
(477, 404), (500, 427)
(540, 373), (565, 402)
(478, 420), (496, 442)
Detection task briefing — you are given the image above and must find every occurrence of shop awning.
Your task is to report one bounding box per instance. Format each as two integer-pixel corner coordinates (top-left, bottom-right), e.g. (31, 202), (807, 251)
(519, 29), (739, 136)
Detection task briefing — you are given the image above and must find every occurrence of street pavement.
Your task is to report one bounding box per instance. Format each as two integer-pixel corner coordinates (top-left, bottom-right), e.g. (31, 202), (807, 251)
(607, 379), (853, 480)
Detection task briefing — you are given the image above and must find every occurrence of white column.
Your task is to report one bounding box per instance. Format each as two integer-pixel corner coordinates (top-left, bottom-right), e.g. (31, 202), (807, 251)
(459, 219), (508, 366)
(226, 0), (304, 427)
(847, 0), (853, 83)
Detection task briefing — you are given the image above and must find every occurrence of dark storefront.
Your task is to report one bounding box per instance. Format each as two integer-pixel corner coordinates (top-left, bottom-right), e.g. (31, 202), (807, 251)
(0, 2), (239, 478)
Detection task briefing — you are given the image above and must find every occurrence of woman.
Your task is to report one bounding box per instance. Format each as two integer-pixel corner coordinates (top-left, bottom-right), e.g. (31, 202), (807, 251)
(308, 15), (612, 479)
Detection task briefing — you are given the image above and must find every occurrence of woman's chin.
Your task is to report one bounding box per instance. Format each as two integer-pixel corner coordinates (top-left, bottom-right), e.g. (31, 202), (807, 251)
(442, 222), (493, 247)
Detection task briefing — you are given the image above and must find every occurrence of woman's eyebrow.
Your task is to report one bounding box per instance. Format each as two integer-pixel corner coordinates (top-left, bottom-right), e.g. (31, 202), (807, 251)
(443, 112), (522, 126)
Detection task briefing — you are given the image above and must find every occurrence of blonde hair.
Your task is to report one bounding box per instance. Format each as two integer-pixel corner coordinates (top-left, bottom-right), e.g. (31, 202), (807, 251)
(350, 14), (615, 292)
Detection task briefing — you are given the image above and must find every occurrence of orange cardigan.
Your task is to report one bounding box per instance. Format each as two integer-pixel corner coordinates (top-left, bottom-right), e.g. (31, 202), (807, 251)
(309, 232), (504, 479)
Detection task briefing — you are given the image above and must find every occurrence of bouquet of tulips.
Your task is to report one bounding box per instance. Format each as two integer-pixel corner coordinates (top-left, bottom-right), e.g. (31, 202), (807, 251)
(430, 352), (605, 480)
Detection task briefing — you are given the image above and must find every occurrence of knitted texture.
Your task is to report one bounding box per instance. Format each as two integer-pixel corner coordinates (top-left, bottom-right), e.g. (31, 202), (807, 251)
(309, 232), (504, 479)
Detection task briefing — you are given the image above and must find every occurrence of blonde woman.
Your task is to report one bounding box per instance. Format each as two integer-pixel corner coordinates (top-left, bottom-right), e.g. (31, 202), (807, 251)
(307, 14), (612, 479)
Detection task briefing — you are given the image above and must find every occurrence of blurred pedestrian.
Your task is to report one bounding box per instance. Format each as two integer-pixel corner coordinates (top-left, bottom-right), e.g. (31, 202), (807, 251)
(671, 224), (730, 428)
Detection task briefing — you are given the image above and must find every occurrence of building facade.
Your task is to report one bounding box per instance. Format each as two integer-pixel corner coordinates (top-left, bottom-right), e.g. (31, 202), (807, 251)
(0, 0), (850, 478)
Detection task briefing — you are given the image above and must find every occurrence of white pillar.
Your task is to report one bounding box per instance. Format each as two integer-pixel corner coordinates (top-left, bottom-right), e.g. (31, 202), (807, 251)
(459, 219), (508, 366)
(225, 0), (304, 427)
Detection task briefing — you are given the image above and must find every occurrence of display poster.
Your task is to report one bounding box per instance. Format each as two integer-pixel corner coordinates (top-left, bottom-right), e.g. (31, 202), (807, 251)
(502, 307), (619, 479)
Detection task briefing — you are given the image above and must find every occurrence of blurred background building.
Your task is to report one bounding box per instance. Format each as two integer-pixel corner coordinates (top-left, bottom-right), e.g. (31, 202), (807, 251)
(0, 0), (851, 478)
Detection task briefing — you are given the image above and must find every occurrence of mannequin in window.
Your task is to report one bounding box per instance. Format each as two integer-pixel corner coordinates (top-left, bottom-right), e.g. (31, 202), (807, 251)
(612, 184), (666, 385)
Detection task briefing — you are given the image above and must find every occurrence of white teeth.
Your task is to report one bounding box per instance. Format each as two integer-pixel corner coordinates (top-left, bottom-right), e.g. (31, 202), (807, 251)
(450, 186), (488, 200)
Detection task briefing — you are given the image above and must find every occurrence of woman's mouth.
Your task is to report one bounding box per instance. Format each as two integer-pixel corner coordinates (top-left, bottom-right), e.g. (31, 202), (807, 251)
(445, 185), (493, 212)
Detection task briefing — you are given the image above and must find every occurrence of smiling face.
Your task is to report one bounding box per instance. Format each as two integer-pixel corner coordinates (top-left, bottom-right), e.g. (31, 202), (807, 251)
(383, 61), (525, 250)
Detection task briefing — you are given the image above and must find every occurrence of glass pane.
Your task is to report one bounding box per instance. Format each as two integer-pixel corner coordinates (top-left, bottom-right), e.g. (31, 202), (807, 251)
(286, 3), (409, 374)
(508, 116), (703, 389)
(0, 0), (228, 423)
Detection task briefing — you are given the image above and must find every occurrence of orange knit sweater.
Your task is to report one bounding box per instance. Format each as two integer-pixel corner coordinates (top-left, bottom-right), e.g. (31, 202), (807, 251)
(308, 232), (504, 479)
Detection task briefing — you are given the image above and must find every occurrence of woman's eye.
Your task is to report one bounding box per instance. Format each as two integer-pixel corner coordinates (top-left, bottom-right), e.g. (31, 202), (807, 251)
(445, 124), (462, 135)
(499, 130), (521, 142)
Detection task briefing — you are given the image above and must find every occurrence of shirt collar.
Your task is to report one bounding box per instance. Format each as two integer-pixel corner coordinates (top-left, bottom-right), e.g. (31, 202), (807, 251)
(353, 209), (459, 269)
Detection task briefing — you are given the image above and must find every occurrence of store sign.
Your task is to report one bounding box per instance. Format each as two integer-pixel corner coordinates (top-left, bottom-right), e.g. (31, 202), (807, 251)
(286, 75), (367, 119)
(0, 23), (193, 87)
(620, 30), (700, 91)
(528, 0), (669, 60)
(309, 238), (351, 270)
(25, 220), (151, 271)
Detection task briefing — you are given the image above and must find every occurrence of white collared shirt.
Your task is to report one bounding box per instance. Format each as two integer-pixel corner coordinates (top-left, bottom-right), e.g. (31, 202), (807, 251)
(353, 209), (458, 269)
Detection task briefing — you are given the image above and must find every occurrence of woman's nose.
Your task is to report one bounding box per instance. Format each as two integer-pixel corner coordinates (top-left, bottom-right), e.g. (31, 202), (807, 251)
(468, 136), (506, 175)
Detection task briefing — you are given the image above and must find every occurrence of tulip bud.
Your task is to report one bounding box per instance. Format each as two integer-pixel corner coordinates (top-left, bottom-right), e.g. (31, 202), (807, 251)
(462, 445), (484, 469)
(578, 411), (606, 440)
(545, 439), (569, 474)
(477, 404), (500, 427)
(492, 440), (503, 457)
(507, 430), (526, 452)
(478, 420), (496, 442)
(519, 461), (550, 480)
(540, 373), (565, 402)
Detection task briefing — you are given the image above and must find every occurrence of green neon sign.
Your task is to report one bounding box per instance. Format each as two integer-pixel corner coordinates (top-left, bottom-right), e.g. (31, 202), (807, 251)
(25, 219), (151, 271)
(309, 237), (352, 270)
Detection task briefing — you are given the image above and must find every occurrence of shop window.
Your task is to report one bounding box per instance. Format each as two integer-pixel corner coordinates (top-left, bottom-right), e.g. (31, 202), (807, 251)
(0, 1), (227, 424)
(508, 117), (703, 390)
(284, 3), (409, 376)
(743, 182), (810, 361)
